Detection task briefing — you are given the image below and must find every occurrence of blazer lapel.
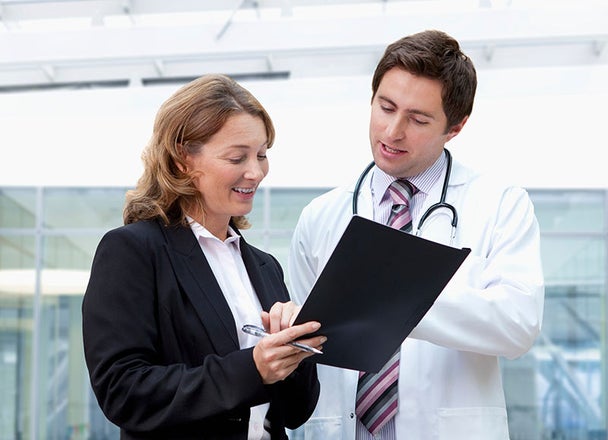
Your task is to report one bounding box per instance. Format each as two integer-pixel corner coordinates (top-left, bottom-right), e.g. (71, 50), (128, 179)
(232, 230), (289, 311)
(162, 223), (239, 354)
(238, 234), (278, 312)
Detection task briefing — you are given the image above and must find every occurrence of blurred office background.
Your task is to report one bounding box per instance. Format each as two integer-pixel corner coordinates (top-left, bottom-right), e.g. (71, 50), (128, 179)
(0, 1), (606, 439)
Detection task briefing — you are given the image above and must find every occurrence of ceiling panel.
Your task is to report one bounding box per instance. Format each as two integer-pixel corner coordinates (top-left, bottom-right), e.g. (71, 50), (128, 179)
(0, 0), (606, 91)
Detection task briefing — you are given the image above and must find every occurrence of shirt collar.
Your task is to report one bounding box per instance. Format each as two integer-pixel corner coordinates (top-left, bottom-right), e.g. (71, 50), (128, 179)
(371, 152), (447, 202)
(186, 216), (241, 248)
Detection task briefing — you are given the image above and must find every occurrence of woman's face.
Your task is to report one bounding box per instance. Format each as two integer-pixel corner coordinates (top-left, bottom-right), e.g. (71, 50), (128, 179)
(184, 113), (269, 238)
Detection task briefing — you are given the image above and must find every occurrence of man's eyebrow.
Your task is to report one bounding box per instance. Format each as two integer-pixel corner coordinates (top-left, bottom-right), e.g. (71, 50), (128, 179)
(376, 95), (397, 107)
(408, 109), (435, 120)
(377, 95), (436, 119)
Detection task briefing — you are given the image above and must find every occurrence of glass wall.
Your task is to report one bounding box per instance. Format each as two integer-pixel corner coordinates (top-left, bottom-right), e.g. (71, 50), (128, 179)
(502, 190), (606, 440)
(0, 188), (126, 440)
(0, 186), (605, 439)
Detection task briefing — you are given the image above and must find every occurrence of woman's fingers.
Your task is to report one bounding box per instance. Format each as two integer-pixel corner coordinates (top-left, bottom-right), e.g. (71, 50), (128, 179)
(267, 301), (301, 333)
(252, 320), (325, 384)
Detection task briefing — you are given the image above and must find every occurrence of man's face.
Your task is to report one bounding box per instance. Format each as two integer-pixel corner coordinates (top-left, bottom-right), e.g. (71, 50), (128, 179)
(369, 67), (466, 178)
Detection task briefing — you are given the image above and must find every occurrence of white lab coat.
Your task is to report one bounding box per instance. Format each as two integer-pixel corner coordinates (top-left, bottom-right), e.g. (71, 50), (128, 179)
(287, 159), (544, 440)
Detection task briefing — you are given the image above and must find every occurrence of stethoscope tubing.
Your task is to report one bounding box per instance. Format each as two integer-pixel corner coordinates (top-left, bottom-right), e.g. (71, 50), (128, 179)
(352, 148), (458, 232)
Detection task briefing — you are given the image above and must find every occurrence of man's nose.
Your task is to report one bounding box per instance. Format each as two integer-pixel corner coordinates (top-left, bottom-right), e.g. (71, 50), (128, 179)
(386, 116), (406, 141)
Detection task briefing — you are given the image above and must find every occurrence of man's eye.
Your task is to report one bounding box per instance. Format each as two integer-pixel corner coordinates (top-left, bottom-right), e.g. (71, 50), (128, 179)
(257, 154), (267, 160)
(381, 106), (394, 113)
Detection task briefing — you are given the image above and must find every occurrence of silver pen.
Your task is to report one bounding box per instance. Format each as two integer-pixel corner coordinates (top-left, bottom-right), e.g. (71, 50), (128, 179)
(242, 324), (323, 355)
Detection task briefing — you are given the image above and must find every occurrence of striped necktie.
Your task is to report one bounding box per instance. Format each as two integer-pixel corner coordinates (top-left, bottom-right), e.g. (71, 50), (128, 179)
(355, 179), (417, 434)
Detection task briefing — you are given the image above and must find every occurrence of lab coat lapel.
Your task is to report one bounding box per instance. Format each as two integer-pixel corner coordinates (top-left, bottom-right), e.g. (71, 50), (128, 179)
(348, 169), (374, 220)
(415, 159), (471, 245)
(163, 223), (240, 353)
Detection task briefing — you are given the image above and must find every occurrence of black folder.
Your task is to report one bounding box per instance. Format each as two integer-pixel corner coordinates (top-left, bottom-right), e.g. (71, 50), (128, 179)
(292, 215), (470, 373)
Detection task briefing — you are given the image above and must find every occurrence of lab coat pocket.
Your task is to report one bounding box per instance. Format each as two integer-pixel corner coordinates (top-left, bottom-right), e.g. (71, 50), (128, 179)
(437, 407), (509, 440)
(303, 416), (342, 439)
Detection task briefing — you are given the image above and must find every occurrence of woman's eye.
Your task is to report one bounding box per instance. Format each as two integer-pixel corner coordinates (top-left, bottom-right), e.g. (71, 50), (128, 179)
(228, 156), (245, 164)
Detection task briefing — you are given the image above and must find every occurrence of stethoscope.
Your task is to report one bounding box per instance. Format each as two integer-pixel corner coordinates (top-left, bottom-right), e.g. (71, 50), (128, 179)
(352, 148), (458, 240)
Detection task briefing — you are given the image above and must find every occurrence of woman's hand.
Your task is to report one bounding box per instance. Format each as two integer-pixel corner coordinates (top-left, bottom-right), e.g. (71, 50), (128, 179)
(263, 300), (301, 333)
(253, 301), (325, 384)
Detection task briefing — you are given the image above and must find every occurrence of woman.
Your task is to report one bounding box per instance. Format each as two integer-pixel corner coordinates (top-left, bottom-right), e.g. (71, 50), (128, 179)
(82, 74), (324, 440)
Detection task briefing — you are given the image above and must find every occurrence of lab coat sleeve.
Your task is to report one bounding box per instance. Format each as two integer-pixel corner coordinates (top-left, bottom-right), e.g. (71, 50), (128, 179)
(410, 185), (545, 360)
(288, 204), (320, 306)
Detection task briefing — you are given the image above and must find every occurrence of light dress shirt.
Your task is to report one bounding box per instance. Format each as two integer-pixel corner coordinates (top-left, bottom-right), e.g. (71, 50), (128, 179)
(356, 153), (446, 440)
(188, 218), (270, 440)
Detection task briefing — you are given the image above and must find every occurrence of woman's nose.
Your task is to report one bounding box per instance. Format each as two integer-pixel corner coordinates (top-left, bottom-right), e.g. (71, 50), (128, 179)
(244, 159), (266, 181)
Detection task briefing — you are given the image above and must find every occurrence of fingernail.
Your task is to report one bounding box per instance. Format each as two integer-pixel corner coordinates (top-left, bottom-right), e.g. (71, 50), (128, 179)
(312, 322), (321, 330)
(320, 337), (327, 343)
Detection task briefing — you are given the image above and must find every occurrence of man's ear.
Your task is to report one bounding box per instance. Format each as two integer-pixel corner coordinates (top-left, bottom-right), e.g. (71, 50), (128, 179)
(445, 116), (469, 142)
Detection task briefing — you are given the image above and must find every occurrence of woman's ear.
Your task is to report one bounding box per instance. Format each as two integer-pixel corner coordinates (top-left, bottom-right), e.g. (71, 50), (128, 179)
(176, 160), (187, 174)
(175, 143), (188, 173)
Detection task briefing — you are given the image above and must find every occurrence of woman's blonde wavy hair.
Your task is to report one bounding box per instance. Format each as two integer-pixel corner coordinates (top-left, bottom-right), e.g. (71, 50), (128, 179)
(123, 74), (275, 229)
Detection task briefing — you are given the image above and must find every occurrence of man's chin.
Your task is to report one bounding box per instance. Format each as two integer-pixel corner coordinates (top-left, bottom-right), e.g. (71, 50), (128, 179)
(373, 155), (408, 178)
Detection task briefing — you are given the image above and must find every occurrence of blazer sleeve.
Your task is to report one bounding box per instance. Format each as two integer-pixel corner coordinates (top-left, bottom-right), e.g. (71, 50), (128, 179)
(82, 224), (272, 432)
(270, 360), (320, 430)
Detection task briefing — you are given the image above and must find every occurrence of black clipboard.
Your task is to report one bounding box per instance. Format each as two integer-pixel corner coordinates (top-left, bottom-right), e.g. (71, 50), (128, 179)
(292, 215), (470, 373)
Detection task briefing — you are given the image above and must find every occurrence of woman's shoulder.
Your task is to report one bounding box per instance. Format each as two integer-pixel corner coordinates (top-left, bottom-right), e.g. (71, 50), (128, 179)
(105, 218), (160, 236)
(100, 219), (167, 249)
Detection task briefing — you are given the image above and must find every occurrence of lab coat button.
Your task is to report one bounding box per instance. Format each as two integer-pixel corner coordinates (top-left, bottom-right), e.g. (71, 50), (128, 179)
(349, 412), (355, 419)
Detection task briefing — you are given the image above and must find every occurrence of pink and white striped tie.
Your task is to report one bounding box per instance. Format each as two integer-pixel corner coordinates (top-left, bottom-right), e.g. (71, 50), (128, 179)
(355, 179), (417, 434)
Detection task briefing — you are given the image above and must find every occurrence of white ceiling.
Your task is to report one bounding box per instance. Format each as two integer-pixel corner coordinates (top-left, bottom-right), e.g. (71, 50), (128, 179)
(0, 0), (607, 91)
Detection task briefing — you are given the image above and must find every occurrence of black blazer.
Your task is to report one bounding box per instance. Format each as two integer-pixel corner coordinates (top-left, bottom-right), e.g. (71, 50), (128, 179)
(82, 219), (319, 439)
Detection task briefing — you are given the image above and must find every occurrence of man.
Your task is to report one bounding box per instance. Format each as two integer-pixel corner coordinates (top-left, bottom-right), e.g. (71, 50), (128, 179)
(287, 30), (544, 440)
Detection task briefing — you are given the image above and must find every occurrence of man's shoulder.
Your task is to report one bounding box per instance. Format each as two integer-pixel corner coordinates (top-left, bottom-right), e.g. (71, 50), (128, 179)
(453, 165), (534, 219)
(454, 160), (528, 196)
(304, 185), (352, 212)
